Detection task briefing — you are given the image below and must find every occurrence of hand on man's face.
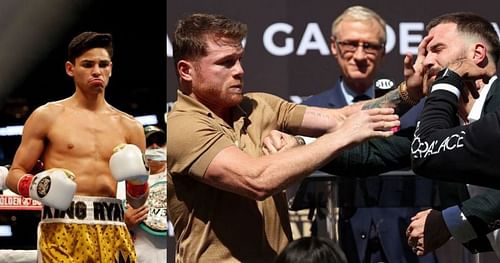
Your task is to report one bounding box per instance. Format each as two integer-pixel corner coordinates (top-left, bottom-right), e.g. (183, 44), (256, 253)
(448, 58), (492, 90)
(457, 84), (475, 121)
(405, 35), (433, 97)
(442, 58), (489, 101)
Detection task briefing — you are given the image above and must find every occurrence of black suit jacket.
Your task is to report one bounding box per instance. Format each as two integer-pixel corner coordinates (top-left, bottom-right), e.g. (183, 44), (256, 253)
(412, 79), (500, 253)
(418, 78), (500, 252)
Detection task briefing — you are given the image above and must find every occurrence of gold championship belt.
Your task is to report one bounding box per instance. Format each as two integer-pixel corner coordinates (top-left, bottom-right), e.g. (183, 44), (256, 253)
(140, 180), (167, 236)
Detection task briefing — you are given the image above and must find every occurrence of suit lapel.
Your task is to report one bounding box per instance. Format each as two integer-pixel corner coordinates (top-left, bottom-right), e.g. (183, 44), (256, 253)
(483, 78), (500, 114)
(330, 81), (349, 107)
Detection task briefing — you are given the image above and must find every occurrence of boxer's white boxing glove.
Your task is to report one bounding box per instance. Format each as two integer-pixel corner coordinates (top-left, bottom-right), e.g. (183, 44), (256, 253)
(109, 144), (148, 184)
(0, 166), (8, 190)
(17, 168), (77, 210)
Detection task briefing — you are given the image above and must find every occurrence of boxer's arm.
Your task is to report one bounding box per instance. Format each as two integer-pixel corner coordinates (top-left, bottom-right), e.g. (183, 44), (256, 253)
(6, 107), (49, 194)
(129, 120), (147, 153)
(22, 168), (76, 210)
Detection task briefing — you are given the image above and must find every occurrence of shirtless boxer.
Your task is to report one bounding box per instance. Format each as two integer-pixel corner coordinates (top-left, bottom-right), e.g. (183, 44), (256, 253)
(5, 32), (148, 263)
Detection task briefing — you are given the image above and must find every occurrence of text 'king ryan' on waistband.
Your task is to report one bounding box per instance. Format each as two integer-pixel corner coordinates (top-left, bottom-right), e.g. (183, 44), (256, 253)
(41, 195), (125, 225)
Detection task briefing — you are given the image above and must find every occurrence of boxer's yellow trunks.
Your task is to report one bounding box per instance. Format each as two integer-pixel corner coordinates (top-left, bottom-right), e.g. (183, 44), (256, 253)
(37, 196), (136, 263)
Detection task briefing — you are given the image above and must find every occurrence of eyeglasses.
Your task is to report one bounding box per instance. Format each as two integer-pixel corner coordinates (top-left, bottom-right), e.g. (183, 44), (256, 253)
(336, 40), (384, 55)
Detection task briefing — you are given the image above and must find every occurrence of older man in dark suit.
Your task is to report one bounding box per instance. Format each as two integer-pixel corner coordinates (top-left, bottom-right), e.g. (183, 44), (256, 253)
(407, 12), (500, 259)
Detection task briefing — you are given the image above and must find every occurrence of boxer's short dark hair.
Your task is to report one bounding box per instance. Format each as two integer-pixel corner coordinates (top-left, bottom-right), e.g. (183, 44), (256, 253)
(68, 32), (113, 63)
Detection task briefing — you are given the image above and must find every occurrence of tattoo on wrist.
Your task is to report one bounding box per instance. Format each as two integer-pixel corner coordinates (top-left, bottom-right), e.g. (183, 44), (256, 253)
(362, 89), (400, 110)
(361, 81), (419, 115)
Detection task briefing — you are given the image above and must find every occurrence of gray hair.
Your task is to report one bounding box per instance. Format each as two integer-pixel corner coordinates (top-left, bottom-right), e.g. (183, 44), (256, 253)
(331, 6), (387, 44)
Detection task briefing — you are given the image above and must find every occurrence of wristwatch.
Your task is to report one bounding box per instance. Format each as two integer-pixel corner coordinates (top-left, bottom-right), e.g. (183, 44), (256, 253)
(433, 67), (463, 89)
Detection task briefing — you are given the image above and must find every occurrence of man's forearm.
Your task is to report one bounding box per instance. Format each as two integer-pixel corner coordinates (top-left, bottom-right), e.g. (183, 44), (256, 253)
(362, 82), (421, 115)
(321, 134), (412, 176)
(299, 106), (349, 135)
(460, 190), (500, 236)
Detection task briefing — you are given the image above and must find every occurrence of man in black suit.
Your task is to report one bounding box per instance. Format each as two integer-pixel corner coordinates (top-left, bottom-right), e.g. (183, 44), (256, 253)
(407, 12), (500, 258)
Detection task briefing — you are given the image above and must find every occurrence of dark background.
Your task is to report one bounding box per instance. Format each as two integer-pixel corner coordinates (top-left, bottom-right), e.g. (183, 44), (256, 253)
(0, 0), (166, 250)
(0, 0), (166, 165)
(167, 0), (499, 105)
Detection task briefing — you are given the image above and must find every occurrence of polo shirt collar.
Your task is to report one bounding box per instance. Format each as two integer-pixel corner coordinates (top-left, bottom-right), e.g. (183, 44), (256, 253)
(175, 90), (247, 126)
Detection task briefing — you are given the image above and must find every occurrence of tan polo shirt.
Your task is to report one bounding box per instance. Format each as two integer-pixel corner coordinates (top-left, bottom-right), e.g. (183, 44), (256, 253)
(167, 90), (306, 262)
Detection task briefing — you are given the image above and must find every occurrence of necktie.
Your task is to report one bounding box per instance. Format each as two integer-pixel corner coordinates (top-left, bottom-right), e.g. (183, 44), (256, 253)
(352, 94), (371, 102)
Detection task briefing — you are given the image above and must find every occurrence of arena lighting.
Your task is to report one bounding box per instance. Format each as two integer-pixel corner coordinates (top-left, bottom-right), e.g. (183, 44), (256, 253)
(134, 114), (159, 126)
(0, 115), (158, 136)
(0, 126), (23, 136)
(0, 225), (12, 237)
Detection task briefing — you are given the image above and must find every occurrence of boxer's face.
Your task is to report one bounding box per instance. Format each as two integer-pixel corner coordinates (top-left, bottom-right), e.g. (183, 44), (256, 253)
(423, 23), (468, 83)
(66, 48), (113, 93)
(423, 22), (478, 119)
(188, 36), (244, 112)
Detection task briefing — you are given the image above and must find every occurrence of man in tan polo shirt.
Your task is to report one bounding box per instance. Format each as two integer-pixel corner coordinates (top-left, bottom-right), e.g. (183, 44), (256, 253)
(167, 13), (424, 262)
